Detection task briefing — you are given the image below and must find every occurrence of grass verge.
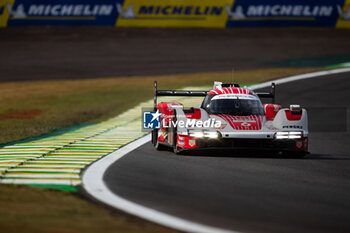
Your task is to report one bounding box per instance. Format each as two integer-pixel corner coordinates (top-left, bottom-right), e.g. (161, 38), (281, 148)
(0, 184), (178, 233)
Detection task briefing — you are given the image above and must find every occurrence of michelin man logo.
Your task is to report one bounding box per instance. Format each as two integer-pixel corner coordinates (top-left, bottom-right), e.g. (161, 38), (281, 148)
(116, 3), (136, 19)
(225, 5), (245, 19)
(337, 5), (350, 20)
(6, 4), (26, 18)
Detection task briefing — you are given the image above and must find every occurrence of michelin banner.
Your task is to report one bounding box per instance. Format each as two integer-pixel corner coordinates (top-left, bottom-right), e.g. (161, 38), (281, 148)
(1, 0), (350, 28)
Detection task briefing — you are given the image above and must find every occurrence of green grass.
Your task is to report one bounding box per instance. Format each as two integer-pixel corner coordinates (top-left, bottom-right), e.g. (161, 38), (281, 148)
(0, 184), (178, 233)
(0, 67), (319, 145)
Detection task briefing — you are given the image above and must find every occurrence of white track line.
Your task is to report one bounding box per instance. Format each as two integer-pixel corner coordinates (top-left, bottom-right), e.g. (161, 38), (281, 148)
(249, 67), (350, 90)
(10, 169), (80, 173)
(83, 134), (235, 233)
(21, 165), (85, 168)
(1, 179), (81, 185)
(25, 161), (90, 164)
(83, 68), (350, 233)
(4, 174), (79, 178)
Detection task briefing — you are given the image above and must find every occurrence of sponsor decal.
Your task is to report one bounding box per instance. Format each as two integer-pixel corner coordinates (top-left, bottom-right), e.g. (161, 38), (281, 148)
(143, 110), (161, 129)
(215, 114), (263, 130)
(215, 123), (227, 130)
(178, 141), (185, 146)
(226, 0), (345, 28)
(116, 0), (232, 28)
(3, 0), (122, 26)
(189, 139), (196, 147)
(283, 125), (303, 129)
(295, 138), (308, 150)
(296, 140), (303, 148)
(266, 126), (279, 131)
(241, 122), (251, 127)
(227, 4), (334, 19)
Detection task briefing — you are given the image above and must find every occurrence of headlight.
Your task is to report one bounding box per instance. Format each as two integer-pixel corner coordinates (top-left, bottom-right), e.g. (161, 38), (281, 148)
(204, 131), (219, 138)
(189, 130), (218, 138)
(275, 131), (303, 139)
(189, 131), (204, 138)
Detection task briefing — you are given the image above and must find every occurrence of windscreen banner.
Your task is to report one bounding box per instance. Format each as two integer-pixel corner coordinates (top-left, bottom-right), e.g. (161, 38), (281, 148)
(1, 0), (350, 28)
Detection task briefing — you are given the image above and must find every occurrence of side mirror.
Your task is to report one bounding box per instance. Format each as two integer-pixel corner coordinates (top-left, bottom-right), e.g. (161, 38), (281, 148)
(264, 104), (281, 121)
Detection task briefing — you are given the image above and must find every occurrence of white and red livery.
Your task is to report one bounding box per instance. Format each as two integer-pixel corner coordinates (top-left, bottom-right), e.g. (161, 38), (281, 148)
(152, 81), (308, 156)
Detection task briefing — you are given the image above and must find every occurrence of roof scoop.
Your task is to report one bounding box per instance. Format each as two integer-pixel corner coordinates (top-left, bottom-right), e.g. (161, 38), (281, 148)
(290, 104), (301, 111)
(213, 81), (240, 89)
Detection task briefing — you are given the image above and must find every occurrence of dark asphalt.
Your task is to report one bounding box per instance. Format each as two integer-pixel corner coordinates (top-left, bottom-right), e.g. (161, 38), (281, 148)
(104, 72), (350, 233)
(1, 27), (350, 81)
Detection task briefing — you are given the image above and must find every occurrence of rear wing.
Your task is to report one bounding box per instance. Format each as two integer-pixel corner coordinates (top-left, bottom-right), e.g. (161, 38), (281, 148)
(255, 83), (276, 104)
(153, 81), (276, 109)
(154, 81), (208, 110)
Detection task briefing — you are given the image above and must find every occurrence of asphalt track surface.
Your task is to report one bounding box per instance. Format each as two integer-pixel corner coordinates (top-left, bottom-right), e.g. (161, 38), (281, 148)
(1, 27), (350, 81)
(104, 72), (350, 233)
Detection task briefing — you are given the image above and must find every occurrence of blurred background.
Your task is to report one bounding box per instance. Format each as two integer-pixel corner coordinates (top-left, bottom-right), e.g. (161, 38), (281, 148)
(1, 0), (350, 82)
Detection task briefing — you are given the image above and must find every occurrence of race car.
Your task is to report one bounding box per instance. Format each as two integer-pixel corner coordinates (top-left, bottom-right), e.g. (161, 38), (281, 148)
(151, 81), (308, 156)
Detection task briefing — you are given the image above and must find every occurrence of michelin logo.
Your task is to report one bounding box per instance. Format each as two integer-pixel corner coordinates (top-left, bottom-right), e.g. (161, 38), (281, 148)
(0, 3), (27, 18)
(116, 3), (136, 18)
(7, 4), (26, 18)
(225, 5), (245, 19)
(117, 4), (223, 19)
(226, 4), (334, 19)
(5, 4), (114, 18)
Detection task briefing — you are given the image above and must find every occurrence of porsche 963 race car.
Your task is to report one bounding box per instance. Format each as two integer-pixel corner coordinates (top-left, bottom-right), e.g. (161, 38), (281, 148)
(151, 81), (308, 156)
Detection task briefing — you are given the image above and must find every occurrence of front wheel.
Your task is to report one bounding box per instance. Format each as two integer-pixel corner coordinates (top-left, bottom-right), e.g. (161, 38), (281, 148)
(171, 112), (181, 155)
(152, 129), (167, 151)
(172, 128), (181, 154)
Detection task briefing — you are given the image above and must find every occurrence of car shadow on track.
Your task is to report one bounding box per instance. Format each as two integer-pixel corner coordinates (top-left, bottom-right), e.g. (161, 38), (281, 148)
(304, 153), (350, 160)
(156, 144), (349, 160)
(173, 149), (349, 160)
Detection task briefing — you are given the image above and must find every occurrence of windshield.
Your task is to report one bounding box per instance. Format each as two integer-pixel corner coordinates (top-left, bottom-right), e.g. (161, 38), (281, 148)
(208, 98), (264, 116)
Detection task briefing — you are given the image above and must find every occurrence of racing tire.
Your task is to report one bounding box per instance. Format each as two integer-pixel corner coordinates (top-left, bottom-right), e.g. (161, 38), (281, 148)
(172, 128), (181, 155)
(171, 111), (182, 155)
(152, 129), (167, 151)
